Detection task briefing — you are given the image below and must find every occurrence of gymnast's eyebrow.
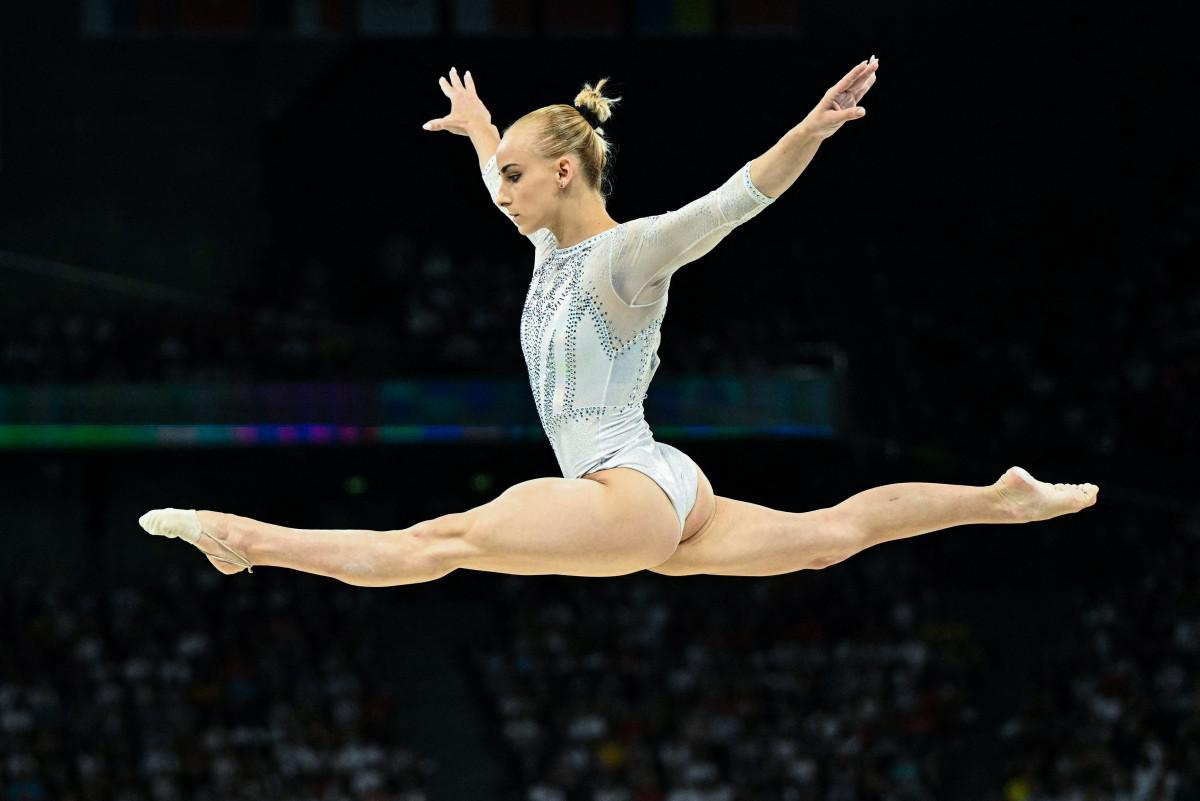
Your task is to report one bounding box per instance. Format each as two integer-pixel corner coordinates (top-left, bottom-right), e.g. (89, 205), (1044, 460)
(501, 162), (521, 173)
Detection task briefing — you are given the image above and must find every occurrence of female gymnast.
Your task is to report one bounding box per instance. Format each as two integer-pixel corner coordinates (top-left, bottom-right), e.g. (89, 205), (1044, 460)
(139, 56), (1098, 583)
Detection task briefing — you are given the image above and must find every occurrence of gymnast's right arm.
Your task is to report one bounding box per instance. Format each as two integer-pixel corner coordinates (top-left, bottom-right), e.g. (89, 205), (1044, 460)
(423, 68), (553, 251)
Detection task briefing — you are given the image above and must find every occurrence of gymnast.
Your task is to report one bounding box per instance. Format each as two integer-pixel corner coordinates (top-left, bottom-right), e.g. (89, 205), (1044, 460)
(139, 56), (1098, 583)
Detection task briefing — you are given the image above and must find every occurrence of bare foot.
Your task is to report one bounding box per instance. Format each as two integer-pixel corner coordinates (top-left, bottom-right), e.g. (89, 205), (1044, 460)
(138, 508), (254, 574)
(993, 466), (1099, 523)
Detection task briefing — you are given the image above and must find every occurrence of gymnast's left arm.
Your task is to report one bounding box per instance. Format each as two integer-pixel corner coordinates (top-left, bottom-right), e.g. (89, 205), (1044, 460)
(608, 56), (880, 305)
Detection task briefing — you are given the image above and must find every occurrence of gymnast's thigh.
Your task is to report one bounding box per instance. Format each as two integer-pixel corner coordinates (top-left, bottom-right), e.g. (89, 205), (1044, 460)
(647, 492), (849, 577)
(453, 473), (681, 577)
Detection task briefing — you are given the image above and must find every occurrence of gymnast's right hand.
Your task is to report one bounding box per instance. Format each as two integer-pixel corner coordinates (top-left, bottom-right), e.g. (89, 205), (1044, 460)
(423, 67), (491, 135)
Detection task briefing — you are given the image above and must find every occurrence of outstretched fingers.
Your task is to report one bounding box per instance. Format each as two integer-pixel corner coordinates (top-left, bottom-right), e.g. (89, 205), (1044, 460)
(830, 59), (870, 95)
(438, 67), (474, 98)
(851, 67), (877, 103)
(829, 56), (879, 107)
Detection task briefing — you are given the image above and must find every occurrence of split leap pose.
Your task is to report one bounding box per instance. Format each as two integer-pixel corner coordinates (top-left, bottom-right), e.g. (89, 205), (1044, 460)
(139, 56), (1098, 583)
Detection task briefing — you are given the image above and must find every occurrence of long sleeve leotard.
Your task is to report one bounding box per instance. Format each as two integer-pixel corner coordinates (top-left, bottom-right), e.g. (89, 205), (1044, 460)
(481, 153), (776, 478)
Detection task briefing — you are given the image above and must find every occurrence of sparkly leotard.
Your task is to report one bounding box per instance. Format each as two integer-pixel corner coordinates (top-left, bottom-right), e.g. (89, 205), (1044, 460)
(481, 154), (776, 531)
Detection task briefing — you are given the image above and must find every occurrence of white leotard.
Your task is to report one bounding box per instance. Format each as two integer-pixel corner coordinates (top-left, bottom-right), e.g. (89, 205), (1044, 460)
(481, 154), (776, 478)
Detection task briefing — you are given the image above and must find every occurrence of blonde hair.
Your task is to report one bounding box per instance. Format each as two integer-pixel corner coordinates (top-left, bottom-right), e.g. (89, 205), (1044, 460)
(505, 77), (622, 203)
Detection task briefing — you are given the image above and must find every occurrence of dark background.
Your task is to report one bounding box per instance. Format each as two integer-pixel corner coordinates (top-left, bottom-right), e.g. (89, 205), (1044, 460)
(1, 1), (1197, 800)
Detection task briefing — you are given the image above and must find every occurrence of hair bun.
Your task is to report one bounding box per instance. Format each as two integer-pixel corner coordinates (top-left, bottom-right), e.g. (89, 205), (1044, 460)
(573, 77), (621, 134)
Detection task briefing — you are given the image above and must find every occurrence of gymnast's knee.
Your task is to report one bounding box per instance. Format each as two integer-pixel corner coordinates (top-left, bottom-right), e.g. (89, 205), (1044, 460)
(392, 514), (471, 579)
(807, 507), (864, 569)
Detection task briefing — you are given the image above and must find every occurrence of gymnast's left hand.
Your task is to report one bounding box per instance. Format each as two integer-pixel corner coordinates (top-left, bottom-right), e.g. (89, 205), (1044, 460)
(799, 55), (879, 141)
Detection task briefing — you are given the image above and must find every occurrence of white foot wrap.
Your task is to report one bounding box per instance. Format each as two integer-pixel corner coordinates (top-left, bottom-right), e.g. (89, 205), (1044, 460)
(138, 508), (253, 572)
(139, 508), (203, 544)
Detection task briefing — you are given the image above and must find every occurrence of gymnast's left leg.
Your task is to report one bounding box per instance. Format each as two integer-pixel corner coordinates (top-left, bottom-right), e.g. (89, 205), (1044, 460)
(648, 465), (1099, 577)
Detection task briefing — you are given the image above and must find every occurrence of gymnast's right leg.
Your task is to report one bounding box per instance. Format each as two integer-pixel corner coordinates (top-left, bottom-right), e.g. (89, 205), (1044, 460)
(139, 473), (683, 587)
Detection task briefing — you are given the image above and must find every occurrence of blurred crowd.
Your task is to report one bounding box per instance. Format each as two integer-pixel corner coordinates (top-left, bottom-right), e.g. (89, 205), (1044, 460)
(470, 551), (983, 801)
(996, 512), (1200, 801)
(0, 233), (811, 383)
(0, 569), (436, 801)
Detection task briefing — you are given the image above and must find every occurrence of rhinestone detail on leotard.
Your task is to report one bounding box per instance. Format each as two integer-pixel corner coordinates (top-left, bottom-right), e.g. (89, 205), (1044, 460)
(520, 240), (665, 450)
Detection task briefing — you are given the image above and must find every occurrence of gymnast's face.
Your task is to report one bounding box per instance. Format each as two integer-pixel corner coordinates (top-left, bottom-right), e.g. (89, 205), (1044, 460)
(494, 129), (582, 235)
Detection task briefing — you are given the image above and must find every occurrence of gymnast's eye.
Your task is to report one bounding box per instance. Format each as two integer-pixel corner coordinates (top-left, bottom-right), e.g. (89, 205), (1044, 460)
(508, 174), (520, 182)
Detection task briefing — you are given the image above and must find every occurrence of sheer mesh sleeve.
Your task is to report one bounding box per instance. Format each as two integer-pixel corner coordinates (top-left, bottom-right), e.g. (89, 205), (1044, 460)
(608, 160), (776, 306)
(481, 153), (557, 260)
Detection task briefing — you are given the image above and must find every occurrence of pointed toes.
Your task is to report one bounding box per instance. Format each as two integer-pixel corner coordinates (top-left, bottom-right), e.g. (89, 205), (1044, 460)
(138, 508), (202, 544)
(139, 509), (171, 537)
